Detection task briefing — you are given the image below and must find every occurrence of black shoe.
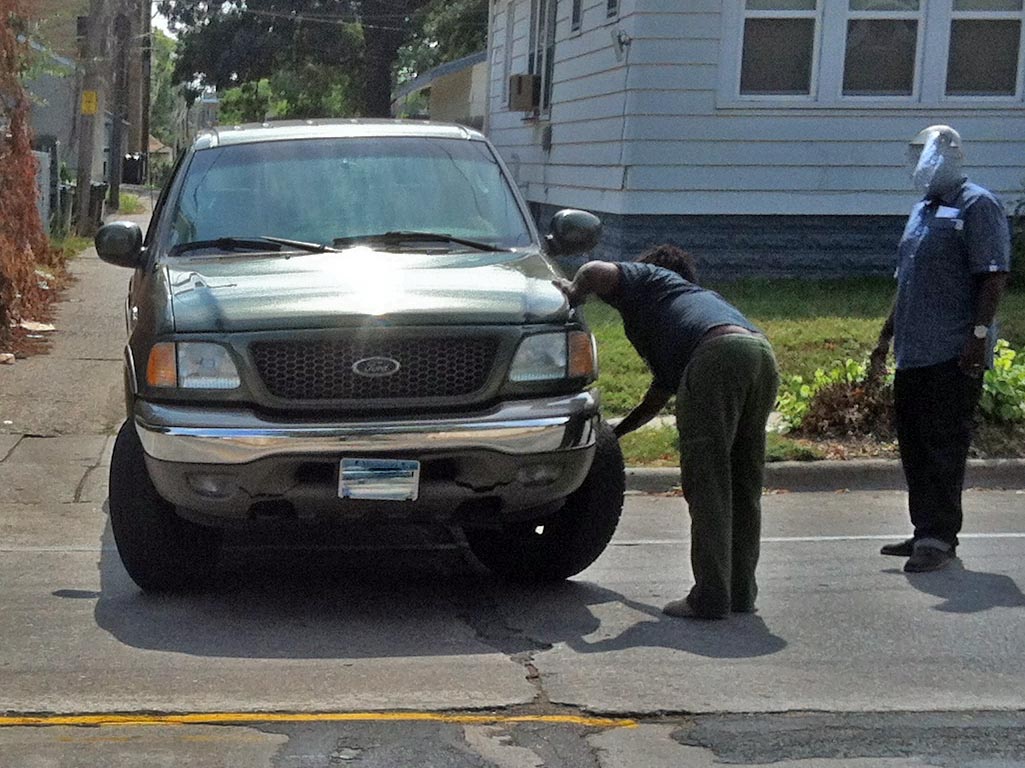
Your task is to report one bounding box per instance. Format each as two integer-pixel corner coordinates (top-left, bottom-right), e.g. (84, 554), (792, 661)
(903, 545), (954, 573)
(881, 538), (915, 557)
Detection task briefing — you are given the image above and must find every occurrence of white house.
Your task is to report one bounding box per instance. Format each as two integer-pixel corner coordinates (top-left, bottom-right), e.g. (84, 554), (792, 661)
(484, 0), (1025, 276)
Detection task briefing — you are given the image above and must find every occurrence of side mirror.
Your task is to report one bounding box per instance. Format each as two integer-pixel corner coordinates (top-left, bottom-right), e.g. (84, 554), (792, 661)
(95, 221), (144, 268)
(545, 209), (602, 256)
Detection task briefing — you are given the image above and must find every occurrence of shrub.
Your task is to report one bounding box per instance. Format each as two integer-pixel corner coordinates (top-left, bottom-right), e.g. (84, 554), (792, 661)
(776, 359), (884, 432)
(778, 358), (895, 439)
(979, 340), (1025, 423)
(779, 340), (1025, 437)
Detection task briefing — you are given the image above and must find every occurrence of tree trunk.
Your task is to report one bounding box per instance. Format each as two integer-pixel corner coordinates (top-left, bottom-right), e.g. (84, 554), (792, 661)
(362, 25), (405, 118)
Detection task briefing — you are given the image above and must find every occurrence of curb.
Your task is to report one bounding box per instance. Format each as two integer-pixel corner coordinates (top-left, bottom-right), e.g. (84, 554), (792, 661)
(625, 459), (1025, 494)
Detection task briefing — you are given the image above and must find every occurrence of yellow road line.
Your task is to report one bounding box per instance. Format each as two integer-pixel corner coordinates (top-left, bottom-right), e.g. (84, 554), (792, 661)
(0, 711), (636, 729)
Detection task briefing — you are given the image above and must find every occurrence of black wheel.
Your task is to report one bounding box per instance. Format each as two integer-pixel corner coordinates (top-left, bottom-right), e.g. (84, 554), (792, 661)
(465, 420), (625, 582)
(108, 420), (222, 592)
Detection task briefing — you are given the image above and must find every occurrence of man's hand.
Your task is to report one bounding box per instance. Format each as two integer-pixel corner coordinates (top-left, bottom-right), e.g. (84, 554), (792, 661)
(867, 339), (890, 385)
(959, 335), (987, 378)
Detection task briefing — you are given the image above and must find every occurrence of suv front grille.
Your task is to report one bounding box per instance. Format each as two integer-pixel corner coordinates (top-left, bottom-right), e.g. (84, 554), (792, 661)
(250, 336), (499, 401)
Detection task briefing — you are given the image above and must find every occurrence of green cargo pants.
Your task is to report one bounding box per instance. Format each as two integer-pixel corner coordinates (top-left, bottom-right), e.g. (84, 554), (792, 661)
(675, 334), (779, 618)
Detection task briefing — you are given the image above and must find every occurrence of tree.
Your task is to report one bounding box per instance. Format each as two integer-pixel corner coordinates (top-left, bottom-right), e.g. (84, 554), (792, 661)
(157, 0), (432, 117)
(396, 0), (486, 84)
(0, 0), (61, 347)
(148, 29), (178, 145)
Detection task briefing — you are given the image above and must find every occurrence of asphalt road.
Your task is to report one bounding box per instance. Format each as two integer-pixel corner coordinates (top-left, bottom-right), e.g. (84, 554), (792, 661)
(1, 213), (1024, 766)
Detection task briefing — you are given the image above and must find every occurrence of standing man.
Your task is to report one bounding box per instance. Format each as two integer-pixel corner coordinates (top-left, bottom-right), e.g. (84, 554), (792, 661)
(871, 125), (1011, 573)
(555, 245), (779, 620)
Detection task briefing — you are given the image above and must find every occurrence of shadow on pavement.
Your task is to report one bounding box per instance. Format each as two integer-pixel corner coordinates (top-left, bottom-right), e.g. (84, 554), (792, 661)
(904, 559), (1025, 613)
(87, 511), (787, 662)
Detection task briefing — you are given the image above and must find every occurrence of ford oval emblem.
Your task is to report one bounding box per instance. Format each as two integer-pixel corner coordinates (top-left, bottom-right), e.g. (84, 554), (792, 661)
(352, 356), (401, 377)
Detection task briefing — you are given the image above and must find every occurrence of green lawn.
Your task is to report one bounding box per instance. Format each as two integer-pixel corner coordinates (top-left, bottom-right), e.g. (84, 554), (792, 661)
(585, 278), (1025, 418)
(617, 426), (825, 466)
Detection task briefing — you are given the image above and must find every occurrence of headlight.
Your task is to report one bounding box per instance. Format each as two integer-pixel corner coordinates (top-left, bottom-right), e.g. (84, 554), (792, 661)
(146, 342), (241, 389)
(508, 331), (596, 382)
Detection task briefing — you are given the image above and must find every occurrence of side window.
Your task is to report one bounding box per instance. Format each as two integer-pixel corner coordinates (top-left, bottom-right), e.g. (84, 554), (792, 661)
(528, 0), (558, 114)
(607, 0), (619, 18)
(502, 1), (516, 103)
(572, 0), (583, 31)
(144, 151), (188, 249)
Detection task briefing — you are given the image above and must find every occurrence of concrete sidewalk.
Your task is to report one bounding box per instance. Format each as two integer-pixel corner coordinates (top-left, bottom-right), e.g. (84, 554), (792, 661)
(0, 225), (136, 437)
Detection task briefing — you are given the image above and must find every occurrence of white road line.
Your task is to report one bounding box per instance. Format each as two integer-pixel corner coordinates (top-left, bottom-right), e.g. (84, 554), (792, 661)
(4, 533), (1025, 553)
(615, 533), (1025, 546)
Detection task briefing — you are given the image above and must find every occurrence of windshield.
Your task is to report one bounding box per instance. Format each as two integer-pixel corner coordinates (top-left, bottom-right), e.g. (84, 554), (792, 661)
(166, 137), (535, 252)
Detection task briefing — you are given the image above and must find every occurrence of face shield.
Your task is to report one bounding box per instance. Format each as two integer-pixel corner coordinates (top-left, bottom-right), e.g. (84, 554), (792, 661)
(907, 126), (964, 198)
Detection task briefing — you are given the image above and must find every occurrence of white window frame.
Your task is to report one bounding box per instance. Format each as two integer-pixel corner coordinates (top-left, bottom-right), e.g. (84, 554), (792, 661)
(719, 0), (1025, 108)
(572, 0), (583, 32)
(827, 0), (925, 101)
(528, 0), (559, 117)
(501, 1), (516, 104)
(732, 1), (823, 103)
(941, 0), (1025, 102)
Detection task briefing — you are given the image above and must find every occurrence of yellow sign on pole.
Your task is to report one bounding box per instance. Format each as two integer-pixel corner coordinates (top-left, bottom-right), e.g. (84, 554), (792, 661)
(81, 90), (98, 115)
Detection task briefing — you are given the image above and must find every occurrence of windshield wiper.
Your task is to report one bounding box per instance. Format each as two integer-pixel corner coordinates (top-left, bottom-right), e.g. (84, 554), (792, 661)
(331, 231), (509, 253)
(258, 236), (341, 253)
(171, 236), (339, 257)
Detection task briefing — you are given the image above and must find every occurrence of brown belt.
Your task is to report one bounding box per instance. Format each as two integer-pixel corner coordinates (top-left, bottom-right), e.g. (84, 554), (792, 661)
(699, 324), (757, 345)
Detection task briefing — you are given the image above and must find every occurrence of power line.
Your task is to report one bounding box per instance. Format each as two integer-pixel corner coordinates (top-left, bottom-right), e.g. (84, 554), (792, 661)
(240, 7), (408, 30)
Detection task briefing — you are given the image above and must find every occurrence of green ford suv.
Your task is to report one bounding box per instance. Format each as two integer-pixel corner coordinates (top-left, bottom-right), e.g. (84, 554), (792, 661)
(96, 120), (624, 593)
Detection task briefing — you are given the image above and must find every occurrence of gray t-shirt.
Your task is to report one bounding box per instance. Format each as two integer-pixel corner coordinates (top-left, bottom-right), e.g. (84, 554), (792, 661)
(893, 180), (1011, 370)
(615, 262), (760, 391)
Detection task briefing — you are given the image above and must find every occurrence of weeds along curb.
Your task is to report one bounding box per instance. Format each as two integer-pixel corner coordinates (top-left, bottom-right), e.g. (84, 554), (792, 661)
(625, 459), (1025, 494)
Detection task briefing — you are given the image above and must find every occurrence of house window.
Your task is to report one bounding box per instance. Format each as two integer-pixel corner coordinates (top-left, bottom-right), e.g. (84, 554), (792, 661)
(529, 0), (558, 113)
(740, 0), (818, 95)
(572, 0), (583, 31)
(502, 2), (516, 102)
(842, 0), (921, 96)
(607, 0), (619, 18)
(724, 0), (1025, 103)
(946, 0), (1022, 95)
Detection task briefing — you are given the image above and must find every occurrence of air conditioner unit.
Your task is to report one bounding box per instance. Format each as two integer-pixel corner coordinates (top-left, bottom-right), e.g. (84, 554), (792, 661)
(508, 74), (540, 112)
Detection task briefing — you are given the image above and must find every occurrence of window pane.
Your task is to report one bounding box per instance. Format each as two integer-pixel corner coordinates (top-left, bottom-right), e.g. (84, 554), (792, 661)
(947, 20), (1020, 94)
(572, 0), (582, 29)
(843, 19), (917, 95)
(849, 0), (919, 10)
(746, 0), (816, 10)
(954, 0), (1022, 10)
(741, 18), (815, 94)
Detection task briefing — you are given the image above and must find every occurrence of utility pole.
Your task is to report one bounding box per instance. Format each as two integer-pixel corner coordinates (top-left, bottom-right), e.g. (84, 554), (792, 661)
(140, 0), (152, 187)
(108, 12), (131, 211)
(74, 0), (108, 236)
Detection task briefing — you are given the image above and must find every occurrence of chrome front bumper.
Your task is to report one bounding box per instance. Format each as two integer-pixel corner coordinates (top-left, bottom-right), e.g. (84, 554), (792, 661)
(134, 391), (599, 465)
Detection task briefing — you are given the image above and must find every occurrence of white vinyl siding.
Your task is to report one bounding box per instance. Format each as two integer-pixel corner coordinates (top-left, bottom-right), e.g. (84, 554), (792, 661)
(487, 0), (1025, 219)
(488, 0), (635, 213)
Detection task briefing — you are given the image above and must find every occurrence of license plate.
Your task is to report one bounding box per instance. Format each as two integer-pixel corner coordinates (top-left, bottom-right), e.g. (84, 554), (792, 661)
(338, 459), (420, 501)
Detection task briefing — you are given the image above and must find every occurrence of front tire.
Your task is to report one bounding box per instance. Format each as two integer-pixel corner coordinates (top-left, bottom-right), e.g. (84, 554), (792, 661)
(108, 420), (222, 592)
(465, 420), (625, 582)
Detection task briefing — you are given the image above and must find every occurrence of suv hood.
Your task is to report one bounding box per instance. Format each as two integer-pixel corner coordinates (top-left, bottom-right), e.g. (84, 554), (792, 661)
(164, 249), (571, 332)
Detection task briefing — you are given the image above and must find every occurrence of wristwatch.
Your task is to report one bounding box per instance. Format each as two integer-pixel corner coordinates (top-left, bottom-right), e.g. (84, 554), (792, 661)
(973, 324), (989, 339)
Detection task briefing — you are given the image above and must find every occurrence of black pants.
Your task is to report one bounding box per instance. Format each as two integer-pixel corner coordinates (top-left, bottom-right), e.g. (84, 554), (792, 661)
(894, 359), (983, 548)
